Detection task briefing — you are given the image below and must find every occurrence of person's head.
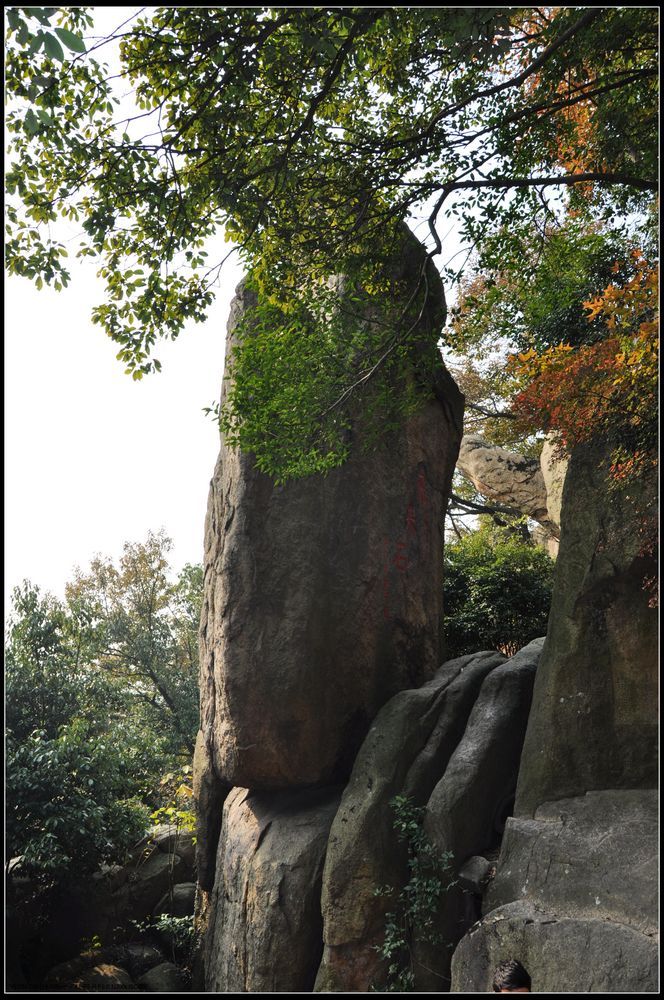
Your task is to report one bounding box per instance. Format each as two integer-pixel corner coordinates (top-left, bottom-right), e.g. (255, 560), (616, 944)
(492, 958), (531, 993)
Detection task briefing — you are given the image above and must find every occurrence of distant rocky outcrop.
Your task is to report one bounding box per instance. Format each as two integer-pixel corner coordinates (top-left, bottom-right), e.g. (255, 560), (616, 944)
(456, 434), (568, 557)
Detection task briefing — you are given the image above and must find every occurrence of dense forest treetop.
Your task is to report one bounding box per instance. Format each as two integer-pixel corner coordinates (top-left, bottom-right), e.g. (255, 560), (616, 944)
(5, 7), (658, 477)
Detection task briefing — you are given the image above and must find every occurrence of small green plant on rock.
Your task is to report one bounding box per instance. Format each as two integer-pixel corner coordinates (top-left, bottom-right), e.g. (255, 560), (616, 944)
(373, 795), (457, 992)
(131, 913), (195, 972)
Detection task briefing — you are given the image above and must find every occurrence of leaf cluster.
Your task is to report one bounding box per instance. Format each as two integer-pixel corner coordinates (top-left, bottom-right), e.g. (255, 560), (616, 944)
(443, 521), (554, 659)
(5, 532), (202, 885)
(373, 796), (457, 993)
(5, 7), (658, 477)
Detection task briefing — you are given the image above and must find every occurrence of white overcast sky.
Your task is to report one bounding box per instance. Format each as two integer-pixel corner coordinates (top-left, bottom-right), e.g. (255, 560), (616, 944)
(4, 8), (245, 610)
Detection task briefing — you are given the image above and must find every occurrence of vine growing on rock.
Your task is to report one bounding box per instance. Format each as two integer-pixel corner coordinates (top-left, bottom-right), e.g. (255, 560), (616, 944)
(373, 796), (457, 993)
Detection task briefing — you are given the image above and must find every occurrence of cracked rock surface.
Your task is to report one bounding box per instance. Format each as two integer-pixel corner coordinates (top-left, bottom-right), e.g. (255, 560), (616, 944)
(450, 776), (658, 991)
(451, 898), (658, 993)
(204, 786), (341, 992)
(484, 789), (658, 933)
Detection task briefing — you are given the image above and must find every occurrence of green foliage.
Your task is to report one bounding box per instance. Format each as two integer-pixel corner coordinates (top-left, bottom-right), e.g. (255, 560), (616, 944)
(6, 720), (149, 883)
(219, 253), (442, 479)
(133, 913), (195, 971)
(64, 529), (200, 755)
(5, 533), (202, 887)
(150, 767), (196, 838)
(453, 222), (648, 359)
(443, 522), (554, 658)
(373, 796), (457, 993)
(5, 7), (657, 478)
(5, 581), (117, 741)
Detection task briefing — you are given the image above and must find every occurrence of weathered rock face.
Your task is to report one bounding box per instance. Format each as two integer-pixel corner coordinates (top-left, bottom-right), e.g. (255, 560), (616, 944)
(451, 790), (659, 993)
(154, 883), (196, 919)
(412, 637), (543, 992)
(484, 789), (658, 932)
(137, 962), (186, 992)
(315, 650), (505, 993)
(456, 433), (568, 557)
(198, 229), (464, 791)
(539, 433), (568, 531)
(515, 441), (658, 816)
(456, 435), (551, 527)
(451, 899), (658, 993)
(205, 785), (341, 993)
(192, 729), (229, 895)
(424, 638), (544, 862)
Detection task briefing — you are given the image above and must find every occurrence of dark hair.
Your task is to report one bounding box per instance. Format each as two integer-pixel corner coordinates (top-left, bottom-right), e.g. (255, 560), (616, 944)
(492, 958), (531, 992)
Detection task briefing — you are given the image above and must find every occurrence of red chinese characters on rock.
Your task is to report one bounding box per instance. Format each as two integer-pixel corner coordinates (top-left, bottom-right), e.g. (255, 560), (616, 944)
(382, 464), (431, 622)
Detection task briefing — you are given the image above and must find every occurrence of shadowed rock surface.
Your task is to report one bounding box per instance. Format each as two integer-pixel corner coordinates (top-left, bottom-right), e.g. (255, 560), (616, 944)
(485, 789), (658, 932)
(425, 638), (544, 862)
(315, 650), (504, 992)
(205, 785), (341, 992)
(137, 961), (186, 992)
(515, 441), (658, 816)
(451, 438), (658, 995)
(409, 637), (543, 991)
(451, 899), (658, 993)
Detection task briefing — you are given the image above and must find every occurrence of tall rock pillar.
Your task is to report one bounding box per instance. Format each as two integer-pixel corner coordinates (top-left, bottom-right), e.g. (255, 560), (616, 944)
(197, 230), (463, 795)
(194, 226), (464, 990)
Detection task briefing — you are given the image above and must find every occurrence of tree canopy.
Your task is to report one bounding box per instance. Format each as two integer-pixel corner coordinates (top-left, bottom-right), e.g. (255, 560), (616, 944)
(5, 6), (658, 477)
(5, 531), (200, 883)
(443, 521), (554, 659)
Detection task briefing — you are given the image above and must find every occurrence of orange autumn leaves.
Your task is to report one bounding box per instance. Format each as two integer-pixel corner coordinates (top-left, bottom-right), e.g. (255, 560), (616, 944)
(509, 251), (658, 484)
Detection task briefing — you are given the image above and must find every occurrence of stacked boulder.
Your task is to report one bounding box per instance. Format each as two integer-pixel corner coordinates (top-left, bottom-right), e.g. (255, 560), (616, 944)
(194, 226), (465, 991)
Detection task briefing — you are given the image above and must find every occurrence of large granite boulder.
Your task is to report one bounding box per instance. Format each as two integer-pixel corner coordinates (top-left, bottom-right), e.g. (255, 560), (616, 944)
(485, 789), (658, 930)
(425, 638), (544, 862)
(154, 883), (196, 919)
(451, 899), (658, 993)
(78, 964), (135, 990)
(205, 785), (341, 992)
(456, 436), (552, 528)
(515, 441), (658, 816)
(315, 650), (505, 992)
(451, 791), (659, 992)
(407, 638), (544, 991)
(197, 226), (463, 791)
(137, 961), (186, 992)
(149, 824), (196, 869)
